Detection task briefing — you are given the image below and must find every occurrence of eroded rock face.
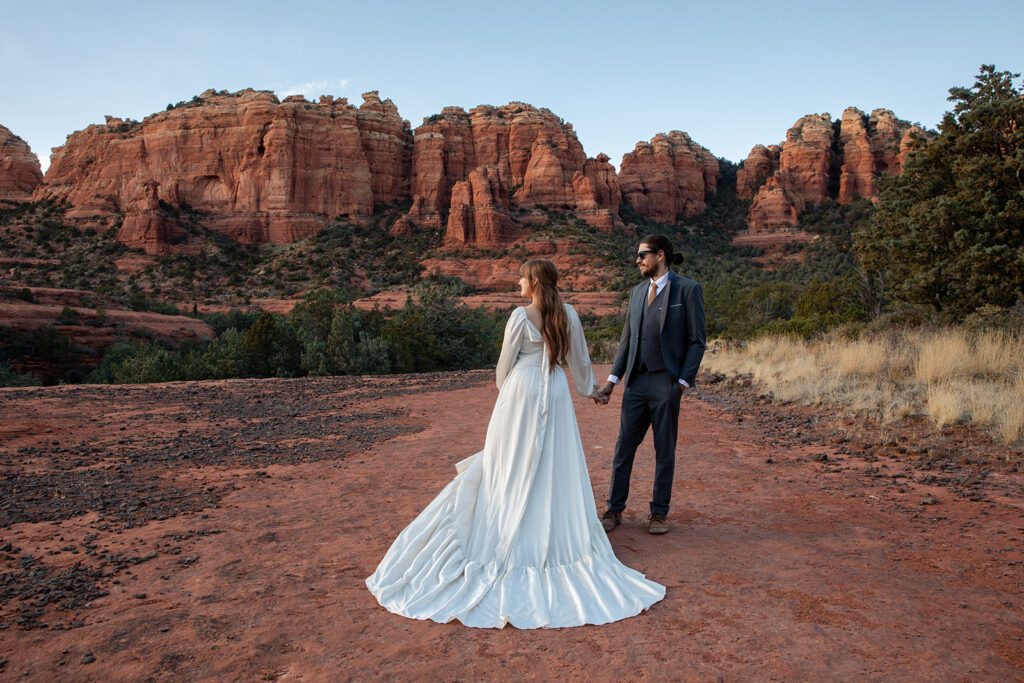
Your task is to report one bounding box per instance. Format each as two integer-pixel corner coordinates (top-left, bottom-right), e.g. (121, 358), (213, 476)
(838, 108), (916, 204)
(746, 114), (835, 234)
(578, 153), (621, 213)
(618, 131), (719, 223)
(407, 103), (620, 242)
(35, 89), (413, 243)
(118, 180), (179, 255)
(746, 109), (919, 233)
(0, 124), (43, 203)
(746, 175), (800, 234)
(571, 155), (624, 232)
(779, 113), (836, 207)
(736, 145), (779, 200)
(445, 165), (517, 246)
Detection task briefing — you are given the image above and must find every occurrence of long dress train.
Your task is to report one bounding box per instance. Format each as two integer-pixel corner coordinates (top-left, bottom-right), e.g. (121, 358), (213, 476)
(365, 304), (665, 628)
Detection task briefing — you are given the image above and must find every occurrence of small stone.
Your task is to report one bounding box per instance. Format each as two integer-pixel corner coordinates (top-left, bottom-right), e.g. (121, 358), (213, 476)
(919, 497), (937, 506)
(133, 593), (147, 599)
(811, 453), (828, 462)
(80, 654), (95, 664)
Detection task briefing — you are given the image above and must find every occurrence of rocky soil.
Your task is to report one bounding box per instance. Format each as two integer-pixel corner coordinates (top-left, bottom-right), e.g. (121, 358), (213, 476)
(0, 366), (1021, 679)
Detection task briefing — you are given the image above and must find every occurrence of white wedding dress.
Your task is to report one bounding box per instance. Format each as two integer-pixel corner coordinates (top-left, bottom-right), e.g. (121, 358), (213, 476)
(365, 304), (665, 628)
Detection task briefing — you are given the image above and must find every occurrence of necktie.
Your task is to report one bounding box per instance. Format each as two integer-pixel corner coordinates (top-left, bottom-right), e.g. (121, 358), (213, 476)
(648, 281), (657, 306)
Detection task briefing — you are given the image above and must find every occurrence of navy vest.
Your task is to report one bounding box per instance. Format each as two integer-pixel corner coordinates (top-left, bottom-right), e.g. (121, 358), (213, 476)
(637, 284), (666, 373)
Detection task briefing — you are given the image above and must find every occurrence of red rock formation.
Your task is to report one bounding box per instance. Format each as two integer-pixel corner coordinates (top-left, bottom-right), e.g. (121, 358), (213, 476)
(736, 145), (779, 200)
(0, 124), (43, 203)
(445, 165), (517, 246)
(618, 131), (719, 223)
(407, 107), (476, 227)
(746, 109), (921, 233)
(405, 102), (618, 240)
(865, 109), (913, 177)
(571, 153), (624, 231)
(517, 134), (575, 208)
(409, 104), (585, 219)
(746, 113), (835, 233)
(778, 114), (835, 206)
(746, 175), (801, 234)
(838, 108), (916, 204)
(579, 154), (621, 213)
(837, 109), (874, 204)
(117, 180), (180, 254)
(35, 89), (413, 243)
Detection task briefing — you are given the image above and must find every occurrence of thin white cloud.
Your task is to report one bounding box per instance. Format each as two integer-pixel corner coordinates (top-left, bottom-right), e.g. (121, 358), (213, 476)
(280, 78), (350, 99)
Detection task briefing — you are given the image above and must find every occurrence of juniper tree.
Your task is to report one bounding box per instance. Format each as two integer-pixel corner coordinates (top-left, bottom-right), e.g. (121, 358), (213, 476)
(857, 65), (1024, 315)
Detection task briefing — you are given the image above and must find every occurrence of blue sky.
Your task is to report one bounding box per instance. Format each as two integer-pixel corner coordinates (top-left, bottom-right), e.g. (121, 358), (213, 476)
(2, 0), (1020, 172)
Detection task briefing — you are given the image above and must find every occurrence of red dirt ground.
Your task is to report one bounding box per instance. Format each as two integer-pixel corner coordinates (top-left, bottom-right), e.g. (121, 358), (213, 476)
(0, 366), (1021, 680)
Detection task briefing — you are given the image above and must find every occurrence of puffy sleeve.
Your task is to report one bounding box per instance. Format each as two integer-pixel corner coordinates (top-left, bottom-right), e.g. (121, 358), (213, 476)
(565, 304), (598, 398)
(495, 307), (526, 389)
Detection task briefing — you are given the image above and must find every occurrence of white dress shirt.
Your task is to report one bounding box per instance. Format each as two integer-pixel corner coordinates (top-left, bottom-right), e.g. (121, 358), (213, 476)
(607, 271), (690, 388)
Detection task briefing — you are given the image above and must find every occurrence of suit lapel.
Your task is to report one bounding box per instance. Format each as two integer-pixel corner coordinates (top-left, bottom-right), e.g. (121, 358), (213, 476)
(658, 274), (674, 331)
(631, 283), (644, 332)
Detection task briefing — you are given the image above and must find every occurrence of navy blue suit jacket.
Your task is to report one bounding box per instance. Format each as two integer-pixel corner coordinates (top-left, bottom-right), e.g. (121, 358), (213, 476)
(610, 271), (706, 388)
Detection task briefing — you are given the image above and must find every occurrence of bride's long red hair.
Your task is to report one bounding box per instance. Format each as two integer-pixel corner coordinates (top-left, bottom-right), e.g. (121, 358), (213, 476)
(520, 259), (570, 371)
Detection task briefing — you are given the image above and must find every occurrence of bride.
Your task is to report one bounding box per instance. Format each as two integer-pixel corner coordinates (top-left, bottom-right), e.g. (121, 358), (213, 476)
(366, 259), (665, 628)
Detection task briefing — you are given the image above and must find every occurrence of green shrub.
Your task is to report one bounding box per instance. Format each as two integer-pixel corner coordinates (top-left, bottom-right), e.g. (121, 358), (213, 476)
(0, 361), (42, 387)
(242, 313), (301, 378)
(54, 306), (81, 326)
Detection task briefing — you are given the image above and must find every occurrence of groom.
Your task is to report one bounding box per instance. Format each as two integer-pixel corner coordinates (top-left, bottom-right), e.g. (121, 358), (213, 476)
(597, 234), (706, 535)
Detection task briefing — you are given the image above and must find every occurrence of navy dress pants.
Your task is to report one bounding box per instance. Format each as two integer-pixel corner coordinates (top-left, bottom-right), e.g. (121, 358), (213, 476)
(607, 368), (682, 516)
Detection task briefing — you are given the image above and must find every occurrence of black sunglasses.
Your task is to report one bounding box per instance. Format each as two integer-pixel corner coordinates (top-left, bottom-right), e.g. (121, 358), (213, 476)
(636, 249), (657, 260)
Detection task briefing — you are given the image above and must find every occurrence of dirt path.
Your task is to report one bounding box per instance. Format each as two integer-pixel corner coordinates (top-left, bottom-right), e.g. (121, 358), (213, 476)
(0, 366), (1021, 680)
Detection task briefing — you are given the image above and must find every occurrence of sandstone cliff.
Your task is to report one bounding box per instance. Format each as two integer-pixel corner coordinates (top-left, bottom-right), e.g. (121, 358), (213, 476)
(444, 165), (517, 245)
(745, 109), (919, 233)
(837, 108), (916, 204)
(736, 144), (779, 200)
(29, 88), (925, 246)
(117, 179), (180, 254)
(407, 103), (621, 244)
(618, 131), (719, 224)
(0, 124), (43, 203)
(35, 89), (413, 250)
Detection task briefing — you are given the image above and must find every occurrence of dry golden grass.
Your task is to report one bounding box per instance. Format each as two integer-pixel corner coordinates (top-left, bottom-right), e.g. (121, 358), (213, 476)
(835, 341), (890, 377)
(966, 383), (1002, 427)
(1000, 397), (1024, 445)
(915, 331), (971, 383)
(926, 383), (963, 427)
(704, 327), (1024, 448)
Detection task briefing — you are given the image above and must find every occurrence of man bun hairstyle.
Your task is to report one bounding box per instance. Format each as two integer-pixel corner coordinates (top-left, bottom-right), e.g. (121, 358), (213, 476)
(640, 234), (683, 266)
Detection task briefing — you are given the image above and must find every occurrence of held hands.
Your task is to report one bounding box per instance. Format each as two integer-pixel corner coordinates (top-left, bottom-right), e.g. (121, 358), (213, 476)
(592, 382), (614, 406)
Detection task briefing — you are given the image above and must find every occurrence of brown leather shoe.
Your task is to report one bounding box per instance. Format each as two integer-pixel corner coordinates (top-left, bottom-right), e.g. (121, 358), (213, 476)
(647, 513), (669, 535)
(601, 509), (622, 532)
